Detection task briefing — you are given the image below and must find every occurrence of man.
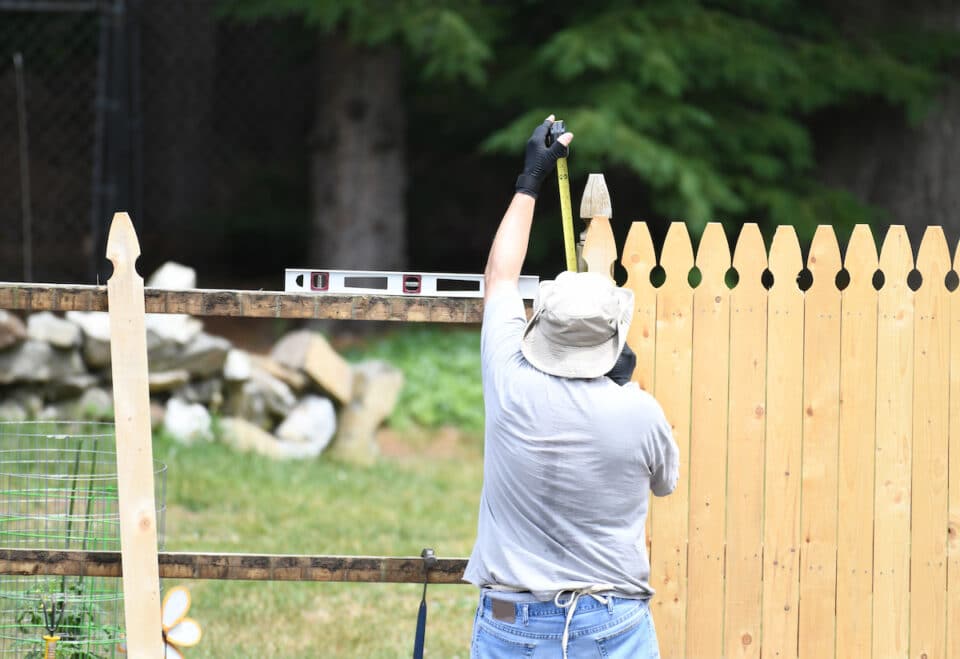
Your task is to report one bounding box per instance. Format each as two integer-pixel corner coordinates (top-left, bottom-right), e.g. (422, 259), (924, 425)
(464, 116), (679, 658)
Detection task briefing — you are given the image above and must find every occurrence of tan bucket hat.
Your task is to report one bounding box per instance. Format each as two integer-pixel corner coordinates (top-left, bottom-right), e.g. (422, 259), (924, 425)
(520, 271), (635, 379)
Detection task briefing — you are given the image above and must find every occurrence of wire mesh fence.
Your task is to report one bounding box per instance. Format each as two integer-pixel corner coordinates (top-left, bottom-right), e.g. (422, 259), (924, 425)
(0, 2), (102, 285)
(0, 0), (316, 288)
(0, 421), (166, 657)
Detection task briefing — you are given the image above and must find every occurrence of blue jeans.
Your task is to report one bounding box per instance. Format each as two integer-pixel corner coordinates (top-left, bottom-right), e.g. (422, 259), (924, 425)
(471, 591), (660, 658)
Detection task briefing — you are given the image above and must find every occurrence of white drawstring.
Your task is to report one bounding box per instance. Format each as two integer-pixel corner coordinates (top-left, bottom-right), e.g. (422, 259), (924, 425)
(553, 586), (613, 659)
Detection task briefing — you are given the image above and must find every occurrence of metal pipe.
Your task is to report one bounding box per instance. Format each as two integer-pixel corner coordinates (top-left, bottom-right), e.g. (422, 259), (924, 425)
(13, 52), (32, 282)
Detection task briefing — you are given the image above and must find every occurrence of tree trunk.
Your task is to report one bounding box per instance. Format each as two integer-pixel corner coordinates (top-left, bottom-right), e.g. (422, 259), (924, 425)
(818, 3), (960, 251)
(310, 35), (407, 272)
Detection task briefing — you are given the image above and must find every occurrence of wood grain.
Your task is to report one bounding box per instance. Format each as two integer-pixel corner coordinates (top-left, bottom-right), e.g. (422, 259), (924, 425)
(0, 283), (500, 322)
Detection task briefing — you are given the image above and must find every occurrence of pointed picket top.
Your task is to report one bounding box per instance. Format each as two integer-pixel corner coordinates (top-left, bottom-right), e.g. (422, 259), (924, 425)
(807, 225), (842, 295)
(916, 226), (951, 293)
(660, 221), (694, 291)
(768, 225), (802, 293)
(582, 216), (618, 281)
(879, 226), (914, 293)
(695, 222), (730, 289)
(580, 173), (612, 219)
(622, 222), (657, 289)
(844, 225), (879, 295)
(732, 224), (767, 296)
(106, 212), (141, 279)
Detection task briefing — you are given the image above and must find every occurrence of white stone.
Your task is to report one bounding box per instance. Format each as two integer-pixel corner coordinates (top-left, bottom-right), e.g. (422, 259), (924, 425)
(223, 349), (253, 382)
(78, 387), (114, 420)
(220, 416), (328, 460)
(144, 262), (203, 345)
(149, 332), (230, 378)
(0, 399), (27, 422)
(0, 310), (26, 350)
(65, 311), (112, 368)
(0, 340), (86, 384)
(163, 397), (213, 444)
(148, 370), (191, 393)
(276, 395), (336, 450)
(147, 261), (197, 289)
(27, 312), (82, 348)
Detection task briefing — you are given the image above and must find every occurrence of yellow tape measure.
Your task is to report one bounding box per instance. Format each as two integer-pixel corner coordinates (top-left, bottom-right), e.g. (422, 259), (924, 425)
(549, 121), (577, 272)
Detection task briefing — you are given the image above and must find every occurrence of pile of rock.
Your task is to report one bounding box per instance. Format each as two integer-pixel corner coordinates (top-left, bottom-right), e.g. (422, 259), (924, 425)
(0, 263), (403, 465)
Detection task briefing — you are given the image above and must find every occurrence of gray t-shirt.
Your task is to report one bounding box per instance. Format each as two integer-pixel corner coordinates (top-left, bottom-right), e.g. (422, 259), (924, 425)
(463, 287), (679, 602)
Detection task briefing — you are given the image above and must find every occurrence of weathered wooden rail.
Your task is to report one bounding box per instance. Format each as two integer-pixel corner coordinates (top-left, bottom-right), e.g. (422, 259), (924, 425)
(0, 549), (467, 584)
(0, 282), (513, 322)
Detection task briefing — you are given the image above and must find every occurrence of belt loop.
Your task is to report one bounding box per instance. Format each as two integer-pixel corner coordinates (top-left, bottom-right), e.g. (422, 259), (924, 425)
(521, 603), (529, 626)
(607, 597), (615, 614)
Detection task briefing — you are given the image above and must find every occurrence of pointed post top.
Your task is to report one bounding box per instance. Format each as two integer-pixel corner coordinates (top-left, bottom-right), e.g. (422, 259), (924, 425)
(105, 212), (141, 274)
(579, 173), (611, 219)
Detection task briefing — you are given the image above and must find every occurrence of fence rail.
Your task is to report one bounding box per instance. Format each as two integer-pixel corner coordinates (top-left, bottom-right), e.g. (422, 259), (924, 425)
(0, 549), (468, 583)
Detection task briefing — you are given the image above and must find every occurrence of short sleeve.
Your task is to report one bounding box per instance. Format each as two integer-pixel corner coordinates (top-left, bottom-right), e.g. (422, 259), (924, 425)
(480, 286), (527, 375)
(648, 415), (679, 497)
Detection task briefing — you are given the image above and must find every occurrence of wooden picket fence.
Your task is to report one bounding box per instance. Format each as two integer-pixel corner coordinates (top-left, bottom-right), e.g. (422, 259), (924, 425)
(0, 217), (958, 658)
(620, 221), (959, 659)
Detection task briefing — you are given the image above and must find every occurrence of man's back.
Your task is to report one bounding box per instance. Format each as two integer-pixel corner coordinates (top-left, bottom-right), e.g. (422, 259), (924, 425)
(464, 289), (678, 601)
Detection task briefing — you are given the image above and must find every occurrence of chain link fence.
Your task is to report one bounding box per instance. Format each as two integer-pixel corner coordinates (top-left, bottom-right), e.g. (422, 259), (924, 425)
(0, 1), (314, 287)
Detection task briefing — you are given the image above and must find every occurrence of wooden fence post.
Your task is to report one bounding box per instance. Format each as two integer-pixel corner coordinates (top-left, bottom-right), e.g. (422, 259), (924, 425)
(107, 212), (164, 657)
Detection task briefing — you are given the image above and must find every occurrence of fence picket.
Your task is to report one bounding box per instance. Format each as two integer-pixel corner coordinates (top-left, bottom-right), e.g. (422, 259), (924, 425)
(873, 225), (914, 659)
(762, 226), (804, 659)
(948, 240), (960, 659)
(836, 224), (879, 659)
(910, 228), (951, 659)
(686, 223), (731, 658)
(723, 224), (767, 659)
(623, 222), (658, 392)
(650, 221), (694, 659)
(799, 226), (843, 658)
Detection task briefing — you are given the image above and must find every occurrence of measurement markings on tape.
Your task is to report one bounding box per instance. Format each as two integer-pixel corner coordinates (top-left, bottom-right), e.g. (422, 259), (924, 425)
(285, 269), (540, 300)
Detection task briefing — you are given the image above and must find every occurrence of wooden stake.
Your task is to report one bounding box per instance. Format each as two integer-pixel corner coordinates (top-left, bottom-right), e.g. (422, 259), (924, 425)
(106, 212), (164, 657)
(580, 174), (617, 280)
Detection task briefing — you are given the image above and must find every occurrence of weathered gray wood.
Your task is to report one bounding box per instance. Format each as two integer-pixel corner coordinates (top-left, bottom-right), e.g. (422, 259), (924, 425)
(0, 282), (513, 322)
(0, 549), (469, 584)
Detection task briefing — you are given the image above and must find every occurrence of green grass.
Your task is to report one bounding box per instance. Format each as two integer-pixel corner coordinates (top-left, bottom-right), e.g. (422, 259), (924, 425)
(155, 423), (483, 657)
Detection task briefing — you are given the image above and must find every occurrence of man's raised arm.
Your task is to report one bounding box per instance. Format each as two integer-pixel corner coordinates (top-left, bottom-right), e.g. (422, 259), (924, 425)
(484, 115), (573, 302)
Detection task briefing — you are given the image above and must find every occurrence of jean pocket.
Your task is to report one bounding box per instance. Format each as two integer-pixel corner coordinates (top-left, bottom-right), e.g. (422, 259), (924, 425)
(472, 619), (536, 658)
(595, 603), (659, 659)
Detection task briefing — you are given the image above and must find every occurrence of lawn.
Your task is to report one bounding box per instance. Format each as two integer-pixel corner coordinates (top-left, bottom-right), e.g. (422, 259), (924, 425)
(157, 327), (485, 658)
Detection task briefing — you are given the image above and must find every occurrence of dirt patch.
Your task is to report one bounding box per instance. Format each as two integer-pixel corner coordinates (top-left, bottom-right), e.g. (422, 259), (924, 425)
(377, 425), (480, 461)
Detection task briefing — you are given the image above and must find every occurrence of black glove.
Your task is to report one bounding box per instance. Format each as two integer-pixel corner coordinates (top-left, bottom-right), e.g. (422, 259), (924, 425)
(515, 119), (569, 199)
(606, 343), (637, 386)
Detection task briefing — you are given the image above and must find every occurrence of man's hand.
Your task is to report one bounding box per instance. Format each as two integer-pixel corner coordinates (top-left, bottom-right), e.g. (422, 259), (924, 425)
(515, 115), (573, 199)
(485, 116), (574, 301)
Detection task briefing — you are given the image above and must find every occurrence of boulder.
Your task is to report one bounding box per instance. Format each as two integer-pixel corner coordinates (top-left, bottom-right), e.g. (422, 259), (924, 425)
(218, 416), (283, 458)
(145, 262), (204, 345)
(328, 360), (404, 465)
(65, 311), (112, 369)
(173, 378), (224, 410)
(270, 331), (353, 403)
(250, 368), (296, 418)
(148, 370), (191, 393)
(219, 416), (328, 460)
(276, 395), (336, 450)
(163, 397), (213, 444)
(149, 332), (230, 378)
(77, 387), (114, 420)
(0, 311), (26, 350)
(27, 312), (80, 348)
(0, 399), (27, 422)
(248, 354), (306, 391)
(223, 349), (252, 382)
(221, 381), (271, 429)
(0, 340), (87, 385)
